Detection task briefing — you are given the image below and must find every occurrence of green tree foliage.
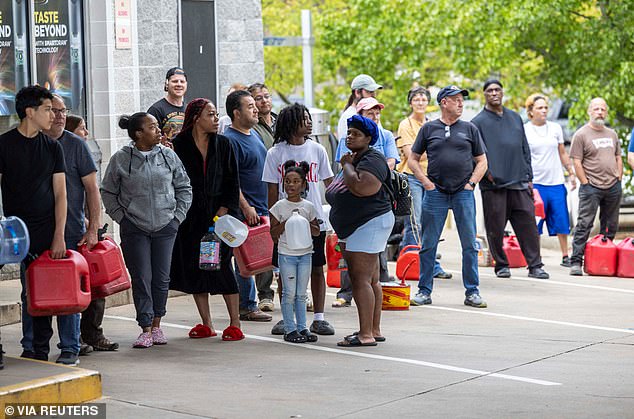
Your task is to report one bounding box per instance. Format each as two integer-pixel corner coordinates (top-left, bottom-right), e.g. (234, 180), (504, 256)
(263, 1), (634, 181)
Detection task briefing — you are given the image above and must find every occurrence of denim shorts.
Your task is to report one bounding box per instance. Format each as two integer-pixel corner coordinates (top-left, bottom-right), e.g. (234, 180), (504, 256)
(341, 211), (395, 253)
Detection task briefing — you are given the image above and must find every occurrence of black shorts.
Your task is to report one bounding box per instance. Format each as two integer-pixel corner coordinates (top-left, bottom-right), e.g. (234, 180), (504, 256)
(311, 231), (326, 267)
(272, 231), (326, 268)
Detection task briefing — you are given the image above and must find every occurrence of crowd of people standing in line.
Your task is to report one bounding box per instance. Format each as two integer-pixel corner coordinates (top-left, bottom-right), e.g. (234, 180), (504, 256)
(0, 66), (630, 368)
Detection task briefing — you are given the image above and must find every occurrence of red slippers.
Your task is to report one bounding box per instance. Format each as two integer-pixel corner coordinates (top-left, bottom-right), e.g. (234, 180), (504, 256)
(189, 324), (216, 338)
(222, 326), (245, 341)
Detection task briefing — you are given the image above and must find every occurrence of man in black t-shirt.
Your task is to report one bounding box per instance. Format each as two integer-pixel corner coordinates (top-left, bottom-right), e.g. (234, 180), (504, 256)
(0, 85), (67, 362)
(471, 79), (549, 280)
(147, 67), (188, 148)
(408, 85), (488, 308)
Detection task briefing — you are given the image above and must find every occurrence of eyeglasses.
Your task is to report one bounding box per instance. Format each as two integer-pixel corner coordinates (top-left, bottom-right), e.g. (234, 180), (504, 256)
(445, 125), (450, 138)
(52, 108), (69, 116)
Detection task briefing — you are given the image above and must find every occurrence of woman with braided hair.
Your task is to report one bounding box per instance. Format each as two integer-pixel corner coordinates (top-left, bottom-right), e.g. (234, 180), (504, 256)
(170, 98), (245, 341)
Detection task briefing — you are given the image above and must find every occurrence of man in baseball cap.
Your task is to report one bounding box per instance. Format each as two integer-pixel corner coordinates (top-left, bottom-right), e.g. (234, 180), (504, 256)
(147, 67), (188, 147)
(337, 74), (383, 141)
(436, 85), (469, 103)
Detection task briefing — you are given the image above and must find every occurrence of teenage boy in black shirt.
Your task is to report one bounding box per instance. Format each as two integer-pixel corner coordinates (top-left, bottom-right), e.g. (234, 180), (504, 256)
(0, 85), (67, 361)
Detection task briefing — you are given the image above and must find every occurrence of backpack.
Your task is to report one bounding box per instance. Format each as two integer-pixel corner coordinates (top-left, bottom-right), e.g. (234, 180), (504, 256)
(385, 170), (412, 216)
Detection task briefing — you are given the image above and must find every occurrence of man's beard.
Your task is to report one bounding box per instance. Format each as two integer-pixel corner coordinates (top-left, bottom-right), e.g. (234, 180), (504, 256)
(592, 117), (605, 126)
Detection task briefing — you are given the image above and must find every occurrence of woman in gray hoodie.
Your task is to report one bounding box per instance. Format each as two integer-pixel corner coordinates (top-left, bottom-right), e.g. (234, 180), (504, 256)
(101, 112), (192, 348)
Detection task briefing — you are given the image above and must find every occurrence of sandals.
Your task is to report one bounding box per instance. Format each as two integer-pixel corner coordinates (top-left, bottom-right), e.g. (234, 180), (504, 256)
(352, 331), (386, 342)
(222, 326), (245, 341)
(300, 329), (318, 343)
(332, 298), (351, 308)
(337, 335), (377, 347)
(189, 324), (216, 339)
(284, 330), (307, 344)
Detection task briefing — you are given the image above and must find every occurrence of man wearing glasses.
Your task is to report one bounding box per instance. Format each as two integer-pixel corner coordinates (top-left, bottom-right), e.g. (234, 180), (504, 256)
(248, 83), (277, 150)
(408, 86), (488, 308)
(472, 79), (550, 280)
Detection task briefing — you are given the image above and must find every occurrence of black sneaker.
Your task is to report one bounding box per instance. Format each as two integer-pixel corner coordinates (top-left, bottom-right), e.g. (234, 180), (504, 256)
(528, 267), (550, 279)
(271, 320), (285, 335)
(0, 344), (4, 370)
(434, 271), (453, 279)
(79, 343), (93, 356)
(20, 350), (35, 359)
(570, 264), (583, 276)
(560, 256), (572, 267)
(56, 351), (79, 366)
(309, 320), (335, 335)
(496, 267), (511, 278)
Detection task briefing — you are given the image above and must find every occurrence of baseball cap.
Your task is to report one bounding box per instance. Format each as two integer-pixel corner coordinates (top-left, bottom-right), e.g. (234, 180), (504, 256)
(356, 97), (385, 113)
(437, 85), (469, 104)
(347, 114), (379, 146)
(166, 67), (187, 80)
(350, 74), (382, 91)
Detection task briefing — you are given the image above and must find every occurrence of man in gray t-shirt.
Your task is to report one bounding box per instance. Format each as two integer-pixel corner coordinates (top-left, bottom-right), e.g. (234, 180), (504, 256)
(568, 97), (623, 275)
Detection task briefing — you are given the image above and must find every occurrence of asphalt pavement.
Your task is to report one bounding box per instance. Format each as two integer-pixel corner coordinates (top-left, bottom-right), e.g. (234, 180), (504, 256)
(1, 228), (633, 418)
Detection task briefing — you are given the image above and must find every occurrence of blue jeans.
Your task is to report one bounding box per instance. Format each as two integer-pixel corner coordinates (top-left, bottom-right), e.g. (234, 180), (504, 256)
(278, 253), (312, 333)
(401, 174), (444, 276)
(235, 262), (258, 313)
(418, 188), (479, 297)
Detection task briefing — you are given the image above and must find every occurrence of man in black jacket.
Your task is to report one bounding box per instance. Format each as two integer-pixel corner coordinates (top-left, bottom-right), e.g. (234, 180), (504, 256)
(472, 79), (549, 279)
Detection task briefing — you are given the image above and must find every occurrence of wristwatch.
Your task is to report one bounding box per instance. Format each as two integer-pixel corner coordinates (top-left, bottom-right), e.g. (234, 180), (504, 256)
(468, 181), (476, 188)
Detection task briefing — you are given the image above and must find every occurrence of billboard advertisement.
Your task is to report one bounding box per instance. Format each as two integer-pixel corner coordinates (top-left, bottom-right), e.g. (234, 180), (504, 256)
(34, 0), (84, 111)
(0, 0), (29, 116)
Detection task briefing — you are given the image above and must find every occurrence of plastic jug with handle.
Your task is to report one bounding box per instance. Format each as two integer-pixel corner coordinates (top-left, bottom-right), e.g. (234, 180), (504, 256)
(0, 216), (30, 264)
(284, 209), (312, 250)
(213, 215), (248, 248)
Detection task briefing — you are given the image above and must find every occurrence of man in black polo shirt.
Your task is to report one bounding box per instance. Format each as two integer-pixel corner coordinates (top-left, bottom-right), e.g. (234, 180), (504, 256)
(408, 85), (488, 308)
(471, 79), (549, 279)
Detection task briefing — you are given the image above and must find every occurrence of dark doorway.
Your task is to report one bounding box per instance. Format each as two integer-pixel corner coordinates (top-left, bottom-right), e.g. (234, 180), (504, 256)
(181, 0), (217, 105)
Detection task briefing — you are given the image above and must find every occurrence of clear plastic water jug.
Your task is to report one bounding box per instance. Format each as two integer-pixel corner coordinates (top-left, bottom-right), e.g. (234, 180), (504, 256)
(0, 216), (30, 264)
(213, 215), (248, 248)
(285, 210), (312, 250)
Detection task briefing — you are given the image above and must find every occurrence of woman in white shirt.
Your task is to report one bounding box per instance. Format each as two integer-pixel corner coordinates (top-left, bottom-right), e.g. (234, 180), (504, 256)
(524, 94), (576, 267)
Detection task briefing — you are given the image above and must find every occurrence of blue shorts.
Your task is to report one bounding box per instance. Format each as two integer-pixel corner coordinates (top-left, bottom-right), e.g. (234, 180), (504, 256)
(534, 184), (570, 236)
(341, 211), (395, 253)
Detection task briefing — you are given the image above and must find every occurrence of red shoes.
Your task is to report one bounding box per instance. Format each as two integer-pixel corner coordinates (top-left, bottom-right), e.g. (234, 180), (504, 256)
(188, 324), (217, 338)
(222, 326), (245, 341)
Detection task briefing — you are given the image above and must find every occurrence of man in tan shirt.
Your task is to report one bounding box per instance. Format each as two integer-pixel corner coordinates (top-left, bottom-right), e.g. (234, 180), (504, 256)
(569, 97), (623, 275)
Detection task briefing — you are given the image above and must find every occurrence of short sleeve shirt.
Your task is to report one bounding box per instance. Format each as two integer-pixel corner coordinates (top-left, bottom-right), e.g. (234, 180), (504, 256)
(58, 131), (98, 241)
(0, 129), (66, 253)
(628, 127), (634, 153)
(325, 149), (391, 239)
(412, 119), (486, 194)
(225, 127), (269, 215)
(148, 98), (186, 140)
(524, 121), (565, 186)
(396, 117), (426, 175)
(269, 198), (318, 256)
(569, 124), (621, 189)
(262, 140), (334, 230)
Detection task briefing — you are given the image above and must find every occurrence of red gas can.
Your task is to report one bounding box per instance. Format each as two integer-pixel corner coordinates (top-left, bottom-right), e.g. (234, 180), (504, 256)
(584, 234), (617, 276)
(234, 216), (274, 277)
(503, 235), (527, 268)
(396, 245), (420, 281)
(325, 233), (344, 288)
(26, 250), (91, 316)
(616, 238), (634, 278)
(80, 237), (131, 299)
(533, 189), (545, 219)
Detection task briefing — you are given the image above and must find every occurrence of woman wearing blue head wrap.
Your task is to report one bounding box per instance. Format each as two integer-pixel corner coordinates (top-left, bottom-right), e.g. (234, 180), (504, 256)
(325, 115), (395, 347)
